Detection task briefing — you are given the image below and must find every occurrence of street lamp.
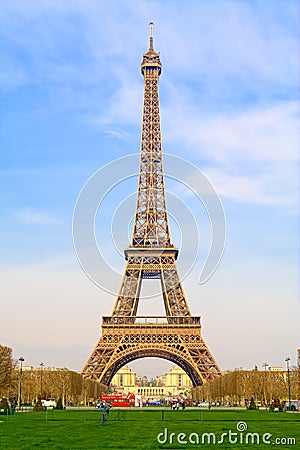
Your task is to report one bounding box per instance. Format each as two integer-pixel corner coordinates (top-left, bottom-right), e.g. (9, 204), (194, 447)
(285, 357), (291, 410)
(40, 362), (44, 397)
(18, 357), (25, 409)
(219, 376), (222, 407)
(262, 362), (268, 407)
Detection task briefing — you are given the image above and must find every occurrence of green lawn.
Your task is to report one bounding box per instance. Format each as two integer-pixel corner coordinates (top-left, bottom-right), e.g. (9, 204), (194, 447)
(0, 408), (299, 449)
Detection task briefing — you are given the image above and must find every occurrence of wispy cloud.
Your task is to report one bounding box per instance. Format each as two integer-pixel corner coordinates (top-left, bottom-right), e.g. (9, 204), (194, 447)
(163, 99), (299, 163)
(201, 168), (297, 207)
(159, 92), (298, 209)
(95, 68), (143, 125)
(159, 2), (298, 89)
(16, 208), (64, 226)
(103, 128), (131, 142)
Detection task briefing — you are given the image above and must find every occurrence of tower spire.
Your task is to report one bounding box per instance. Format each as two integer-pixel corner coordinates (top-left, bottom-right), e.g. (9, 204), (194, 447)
(149, 21), (154, 51)
(135, 21), (166, 247)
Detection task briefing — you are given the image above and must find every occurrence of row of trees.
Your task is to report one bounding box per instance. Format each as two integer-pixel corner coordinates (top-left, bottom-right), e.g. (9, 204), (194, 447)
(0, 344), (107, 406)
(3, 344), (299, 407)
(193, 369), (300, 406)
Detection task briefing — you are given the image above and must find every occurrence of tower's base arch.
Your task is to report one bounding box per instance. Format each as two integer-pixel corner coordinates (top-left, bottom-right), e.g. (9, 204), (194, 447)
(82, 316), (221, 387)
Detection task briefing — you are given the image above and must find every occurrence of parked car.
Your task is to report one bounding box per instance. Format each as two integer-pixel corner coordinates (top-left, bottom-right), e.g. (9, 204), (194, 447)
(286, 400), (300, 411)
(41, 399), (56, 408)
(148, 400), (162, 406)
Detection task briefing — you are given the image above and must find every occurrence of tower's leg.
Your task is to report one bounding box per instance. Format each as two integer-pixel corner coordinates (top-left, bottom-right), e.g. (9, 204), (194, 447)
(112, 261), (142, 316)
(160, 258), (191, 317)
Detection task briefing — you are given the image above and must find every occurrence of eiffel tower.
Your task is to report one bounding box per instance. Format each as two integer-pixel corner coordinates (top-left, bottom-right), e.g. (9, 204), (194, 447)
(82, 23), (221, 387)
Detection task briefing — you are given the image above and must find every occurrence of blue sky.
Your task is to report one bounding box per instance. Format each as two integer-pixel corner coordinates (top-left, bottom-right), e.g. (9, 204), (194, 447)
(1, 0), (299, 378)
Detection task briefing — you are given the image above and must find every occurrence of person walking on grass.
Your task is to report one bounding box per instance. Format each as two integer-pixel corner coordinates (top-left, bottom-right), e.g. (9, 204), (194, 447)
(100, 401), (111, 426)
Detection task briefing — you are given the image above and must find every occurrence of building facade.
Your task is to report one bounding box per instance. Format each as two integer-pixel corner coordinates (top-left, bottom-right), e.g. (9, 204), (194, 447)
(111, 365), (136, 388)
(268, 366), (284, 372)
(111, 364), (192, 398)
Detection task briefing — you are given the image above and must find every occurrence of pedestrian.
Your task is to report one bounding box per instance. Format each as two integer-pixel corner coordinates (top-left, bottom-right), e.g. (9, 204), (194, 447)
(100, 401), (111, 426)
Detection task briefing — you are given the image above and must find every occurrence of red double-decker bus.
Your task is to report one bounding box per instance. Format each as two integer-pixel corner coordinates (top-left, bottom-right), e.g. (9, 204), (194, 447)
(100, 393), (135, 407)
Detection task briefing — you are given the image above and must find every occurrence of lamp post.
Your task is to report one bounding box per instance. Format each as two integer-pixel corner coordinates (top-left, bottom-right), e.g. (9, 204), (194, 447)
(83, 380), (87, 407)
(40, 362), (44, 398)
(262, 362), (268, 407)
(18, 357), (25, 409)
(285, 357), (291, 410)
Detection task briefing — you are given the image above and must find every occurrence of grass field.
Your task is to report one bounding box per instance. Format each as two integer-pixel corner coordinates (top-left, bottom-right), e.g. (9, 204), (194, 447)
(0, 408), (299, 449)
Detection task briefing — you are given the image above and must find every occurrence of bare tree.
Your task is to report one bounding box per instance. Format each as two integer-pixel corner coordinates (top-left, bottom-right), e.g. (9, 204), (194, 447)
(0, 344), (14, 397)
(192, 368), (300, 406)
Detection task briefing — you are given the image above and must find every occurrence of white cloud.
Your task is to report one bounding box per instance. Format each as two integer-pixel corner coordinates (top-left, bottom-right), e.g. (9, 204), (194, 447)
(16, 208), (64, 226)
(161, 98), (298, 208)
(163, 99), (299, 163)
(1, 1), (297, 93)
(201, 168), (296, 207)
(103, 128), (131, 142)
(96, 68), (143, 125)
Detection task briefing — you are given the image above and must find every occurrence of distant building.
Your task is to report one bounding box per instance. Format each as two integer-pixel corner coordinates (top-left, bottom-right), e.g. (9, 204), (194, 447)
(20, 366), (70, 372)
(111, 365), (136, 388)
(22, 366), (34, 371)
(135, 375), (148, 386)
(268, 366), (284, 372)
(111, 364), (192, 398)
(154, 374), (166, 386)
(165, 365), (192, 389)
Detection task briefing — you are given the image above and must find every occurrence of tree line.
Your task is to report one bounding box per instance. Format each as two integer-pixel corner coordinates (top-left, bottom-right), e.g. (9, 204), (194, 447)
(2, 343), (299, 407)
(0, 344), (107, 406)
(192, 368), (300, 406)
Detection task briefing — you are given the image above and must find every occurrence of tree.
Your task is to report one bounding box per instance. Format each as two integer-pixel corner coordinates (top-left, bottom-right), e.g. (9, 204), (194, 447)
(0, 345), (14, 396)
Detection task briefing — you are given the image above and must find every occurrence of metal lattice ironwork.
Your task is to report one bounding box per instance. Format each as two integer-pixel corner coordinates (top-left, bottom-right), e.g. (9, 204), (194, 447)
(82, 24), (221, 387)
(111, 250), (191, 317)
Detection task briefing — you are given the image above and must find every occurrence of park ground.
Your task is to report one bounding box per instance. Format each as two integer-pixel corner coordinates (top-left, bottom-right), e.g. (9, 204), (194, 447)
(0, 408), (299, 449)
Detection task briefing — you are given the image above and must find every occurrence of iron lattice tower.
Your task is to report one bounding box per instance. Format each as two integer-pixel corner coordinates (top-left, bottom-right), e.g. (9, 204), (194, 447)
(82, 24), (221, 386)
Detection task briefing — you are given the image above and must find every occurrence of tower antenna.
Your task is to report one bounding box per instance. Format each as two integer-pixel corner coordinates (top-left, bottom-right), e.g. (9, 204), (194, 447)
(149, 21), (154, 51)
